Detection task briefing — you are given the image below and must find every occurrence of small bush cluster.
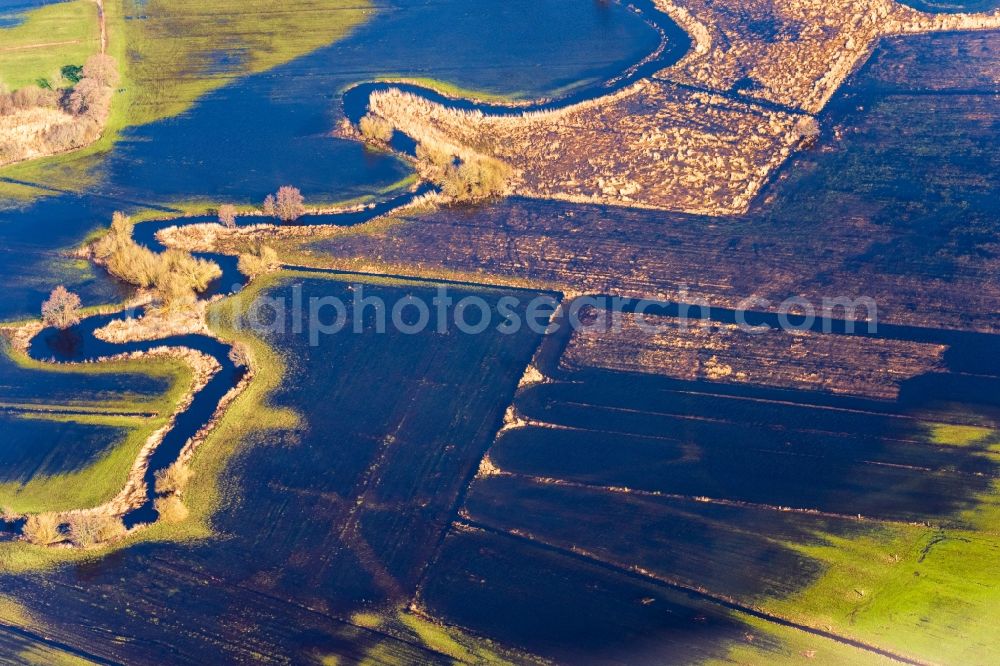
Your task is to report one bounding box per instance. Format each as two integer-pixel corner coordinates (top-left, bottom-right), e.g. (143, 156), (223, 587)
(67, 513), (126, 548)
(0, 54), (120, 163)
(358, 113), (394, 143)
(237, 243), (280, 278)
(23, 513), (64, 546)
(92, 212), (221, 311)
(154, 461), (194, 496)
(793, 116), (821, 145)
(0, 85), (60, 115)
(153, 495), (189, 524)
(228, 341), (252, 368)
(416, 141), (511, 202)
(153, 461), (193, 524)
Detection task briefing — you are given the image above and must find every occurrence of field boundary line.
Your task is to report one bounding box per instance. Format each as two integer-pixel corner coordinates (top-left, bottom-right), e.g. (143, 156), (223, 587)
(482, 469), (940, 529)
(458, 519), (930, 666)
(0, 39), (83, 53)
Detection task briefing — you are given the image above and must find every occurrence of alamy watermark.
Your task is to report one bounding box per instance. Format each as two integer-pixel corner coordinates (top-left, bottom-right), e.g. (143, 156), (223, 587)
(219, 283), (879, 345)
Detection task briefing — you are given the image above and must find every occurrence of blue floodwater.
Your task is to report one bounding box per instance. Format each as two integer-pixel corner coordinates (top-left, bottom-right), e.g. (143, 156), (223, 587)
(0, 0), (672, 525)
(0, 0), (666, 323)
(898, 0), (1000, 11)
(0, 0), (60, 28)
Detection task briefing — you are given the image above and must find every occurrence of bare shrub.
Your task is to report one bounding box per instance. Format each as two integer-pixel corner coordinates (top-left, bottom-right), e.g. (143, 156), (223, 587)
(23, 513), (64, 546)
(274, 186), (305, 222)
(359, 114), (394, 143)
(100, 238), (162, 288)
(23, 86), (60, 109)
(262, 194), (276, 217)
(67, 513), (125, 547)
(41, 285), (82, 329)
(228, 341), (252, 368)
(93, 212), (221, 298)
(440, 157), (511, 201)
(155, 271), (197, 311)
(81, 53), (119, 88)
(11, 86), (43, 110)
(42, 120), (89, 152)
(237, 244), (280, 278)
(0, 141), (26, 164)
(154, 495), (189, 523)
(415, 141), (455, 173)
(218, 204), (237, 229)
(162, 249), (222, 293)
(794, 116), (821, 144)
(414, 142), (511, 202)
(154, 461), (194, 496)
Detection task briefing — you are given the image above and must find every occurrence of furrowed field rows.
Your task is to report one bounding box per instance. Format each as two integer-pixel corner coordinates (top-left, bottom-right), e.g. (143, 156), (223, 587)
(561, 309), (947, 401)
(0, 275), (548, 661)
(499, 366), (999, 523)
(463, 474), (852, 601)
(450, 473), (1000, 663)
(449, 287), (1000, 661)
(418, 525), (887, 665)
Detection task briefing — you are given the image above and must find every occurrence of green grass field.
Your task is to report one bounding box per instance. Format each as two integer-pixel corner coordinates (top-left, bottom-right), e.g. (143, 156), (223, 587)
(0, 0), (100, 92)
(0, 344), (193, 514)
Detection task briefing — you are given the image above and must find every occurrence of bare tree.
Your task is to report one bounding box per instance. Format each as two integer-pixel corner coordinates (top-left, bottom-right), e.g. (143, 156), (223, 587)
(218, 204), (237, 229)
(81, 53), (120, 88)
(262, 194), (276, 217)
(41, 285), (82, 329)
(274, 186), (305, 222)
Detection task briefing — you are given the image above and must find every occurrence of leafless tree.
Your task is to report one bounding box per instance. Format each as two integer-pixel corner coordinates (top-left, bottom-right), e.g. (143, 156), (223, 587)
(274, 185), (305, 222)
(41, 285), (82, 329)
(218, 204), (237, 229)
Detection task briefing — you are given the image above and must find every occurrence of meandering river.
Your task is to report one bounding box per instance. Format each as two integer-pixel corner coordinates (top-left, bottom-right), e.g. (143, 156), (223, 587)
(5, 0), (681, 525)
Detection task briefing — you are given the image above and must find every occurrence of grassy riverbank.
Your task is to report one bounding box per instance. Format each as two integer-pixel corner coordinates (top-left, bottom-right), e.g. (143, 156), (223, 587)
(0, 341), (194, 514)
(0, 275), (283, 570)
(369, 76), (528, 104)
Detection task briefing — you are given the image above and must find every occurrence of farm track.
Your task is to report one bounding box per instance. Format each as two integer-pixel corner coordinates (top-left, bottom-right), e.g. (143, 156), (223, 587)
(0, 40), (82, 53)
